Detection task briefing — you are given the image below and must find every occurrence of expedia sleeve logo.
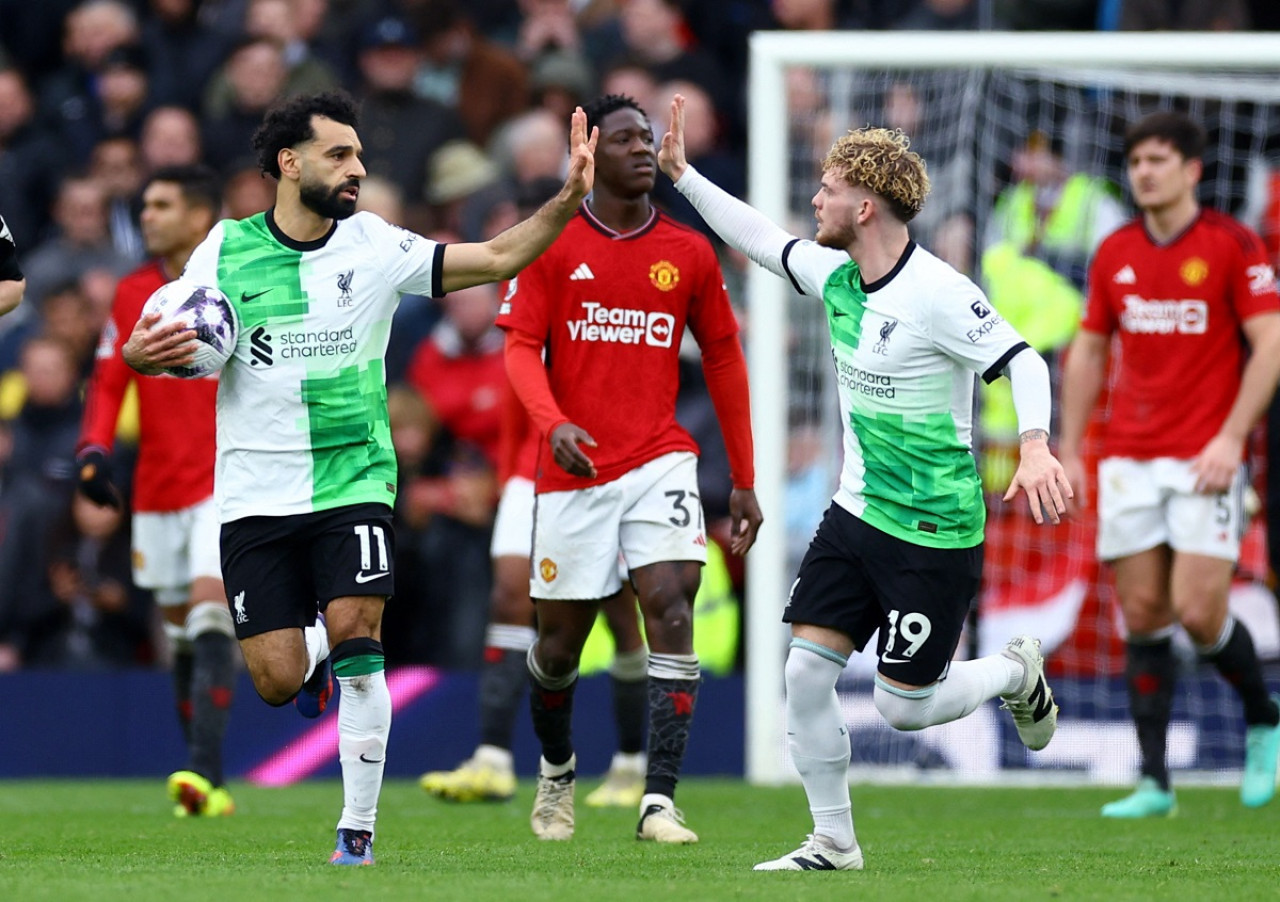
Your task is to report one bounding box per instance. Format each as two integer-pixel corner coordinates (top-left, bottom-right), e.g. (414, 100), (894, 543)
(568, 302), (675, 347)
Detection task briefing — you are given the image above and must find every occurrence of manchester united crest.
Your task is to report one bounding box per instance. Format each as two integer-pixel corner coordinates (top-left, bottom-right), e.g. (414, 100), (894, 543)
(649, 260), (680, 291)
(1180, 256), (1208, 286)
(539, 557), (558, 582)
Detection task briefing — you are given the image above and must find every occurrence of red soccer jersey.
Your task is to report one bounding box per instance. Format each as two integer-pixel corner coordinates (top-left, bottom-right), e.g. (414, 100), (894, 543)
(78, 260), (218, 512)
(496, 205), (739, 493)
(1082, 210), (1280, 459)
(405, 325), (506, 468)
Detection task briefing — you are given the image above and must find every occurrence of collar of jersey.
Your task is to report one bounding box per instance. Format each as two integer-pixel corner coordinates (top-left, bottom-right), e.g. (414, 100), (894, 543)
(265, 206), (340, 251)
(860, 240), (916, 293)
(579, 201), (659, 240)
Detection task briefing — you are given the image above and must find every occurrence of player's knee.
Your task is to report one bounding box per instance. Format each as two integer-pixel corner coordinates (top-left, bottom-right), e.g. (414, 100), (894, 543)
(530, 637), (579, 678)
(1179, 607), (1225, 647)
(873, 680), (936, 732)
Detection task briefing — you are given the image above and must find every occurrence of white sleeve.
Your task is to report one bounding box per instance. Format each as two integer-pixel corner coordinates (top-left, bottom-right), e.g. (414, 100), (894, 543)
(361, 213), (446, 298)
(181, 221), (226, 288)
(928, 279), (1032, 385)
(1005, 346), (1053, 435)
(673, 166), (845, 296)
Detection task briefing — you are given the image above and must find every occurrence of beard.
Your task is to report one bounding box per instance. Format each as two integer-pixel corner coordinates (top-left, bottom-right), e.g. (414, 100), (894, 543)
(815, 220), (854, 249)
(299, 176), (358, 220)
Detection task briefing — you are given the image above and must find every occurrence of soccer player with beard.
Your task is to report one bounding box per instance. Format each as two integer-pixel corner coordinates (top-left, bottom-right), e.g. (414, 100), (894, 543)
(76, 165), (239, 819)
(657, 94), (1071, 870)
(497, 93), (763, 844)
(121, 90), (598, 865)
(1060, 111), (1280, 819)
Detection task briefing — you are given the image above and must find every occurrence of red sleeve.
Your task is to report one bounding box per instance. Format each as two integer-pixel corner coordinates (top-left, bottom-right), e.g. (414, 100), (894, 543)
(78, 286), (139, 454)
(504, 329), (569, 439)
(496, 379), (530, 485)
(700, 333), (754, 489)
(1229, 224), (1280, 320)
(684, 239), (740, 347)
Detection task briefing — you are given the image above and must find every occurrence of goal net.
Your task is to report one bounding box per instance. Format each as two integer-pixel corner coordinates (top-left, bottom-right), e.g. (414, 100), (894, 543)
(743, 31), (1280, 785)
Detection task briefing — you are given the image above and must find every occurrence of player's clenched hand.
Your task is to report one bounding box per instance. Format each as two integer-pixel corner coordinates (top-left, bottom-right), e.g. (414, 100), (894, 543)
(658, 94), (688, 182)
(122, 310), (197, 375)
(564, 106), (598, 202)
(1003, 437), (1072, 525)
(1191, 433), (1243, 494)
(549, 422), (597, 478)
(728, 488), (763, 556)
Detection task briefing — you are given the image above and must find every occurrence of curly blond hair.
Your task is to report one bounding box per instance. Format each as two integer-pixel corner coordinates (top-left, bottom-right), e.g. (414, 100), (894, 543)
(822, 127), (930, 223)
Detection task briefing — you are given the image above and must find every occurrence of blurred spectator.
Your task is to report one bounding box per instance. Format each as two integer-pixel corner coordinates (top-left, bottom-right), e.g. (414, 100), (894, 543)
(770, 0), (848, 30)
(515, 0), (595, 120)
(979, 130), (1124, 487)
(19, 176), (135, 309)
(201, 37), (289, 175)
(426, 140), (501, 234)
(652, 80), (744, 241)
(88, 136), (146, 262)
(139, 105), (204, 172)
(40, 1), (144, 164)
(680, 0), (778, 89)
(413, 0), (531, 147)
(0, 66), (67, 249)
(529, 51), (596, 122)
(141, 0), (236, 111)
(613, 0), (737, 138)
(22, 492), (153, 669)
(1117, 0), (1250, 30)
(203, 0), (340, 120)
(600, 57), (659, 119)
(0, 421), (51, 670)
(221, 165), (275, 219)
(6, 335), (84, 496)
(490, 107), (568, 185)
(0, 0), (80, 85)
(355, 15), (466, 206)
(893, 0), (979, 29)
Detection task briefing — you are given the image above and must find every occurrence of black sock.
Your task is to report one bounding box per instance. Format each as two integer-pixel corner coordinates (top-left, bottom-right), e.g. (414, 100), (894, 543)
(172, 649), (194, 746)
(645, 675), (699, 799)
(528, 652), (577, 767)
(189, 632), (235, 786)
(1126, 637), (1177, 790)
(1202, 619), (1280, 727)
(479, 648), (529, 750)
(611, 674), (648, 755)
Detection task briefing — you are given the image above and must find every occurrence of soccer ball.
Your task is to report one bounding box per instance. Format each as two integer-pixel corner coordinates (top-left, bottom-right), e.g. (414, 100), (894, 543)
(141, 278), (239, 378)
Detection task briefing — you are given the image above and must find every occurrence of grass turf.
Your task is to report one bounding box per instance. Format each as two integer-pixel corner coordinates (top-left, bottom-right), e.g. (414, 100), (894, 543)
(3, 779), (1277, 901)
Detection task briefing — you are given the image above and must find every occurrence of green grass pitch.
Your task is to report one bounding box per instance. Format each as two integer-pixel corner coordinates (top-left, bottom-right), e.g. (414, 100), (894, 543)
(3, 779), (1277, 901)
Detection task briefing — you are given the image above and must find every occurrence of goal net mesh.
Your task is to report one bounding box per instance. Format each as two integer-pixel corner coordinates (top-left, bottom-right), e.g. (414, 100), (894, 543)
(761, 55), (1280, 784)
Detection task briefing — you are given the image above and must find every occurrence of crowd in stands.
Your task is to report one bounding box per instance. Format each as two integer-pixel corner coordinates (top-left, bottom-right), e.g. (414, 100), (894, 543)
(0, 0), (1278, 671)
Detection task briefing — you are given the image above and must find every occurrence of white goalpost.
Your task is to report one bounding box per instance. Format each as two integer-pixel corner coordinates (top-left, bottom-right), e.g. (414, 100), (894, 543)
(744, 31), (1280, 785)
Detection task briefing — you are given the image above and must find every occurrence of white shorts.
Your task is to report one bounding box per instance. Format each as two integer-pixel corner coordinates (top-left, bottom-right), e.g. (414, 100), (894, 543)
(132, 496), (223, 605)
(491, 476), (535, 559)
(1096, 457), (1248, 563)
(532, 451), (707, 601)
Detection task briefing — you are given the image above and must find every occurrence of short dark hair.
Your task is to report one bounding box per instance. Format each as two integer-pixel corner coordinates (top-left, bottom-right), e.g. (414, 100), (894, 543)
(251, 91), (360, 179)
(147, 164), (222, 214)
(1123, 110), (1206, 161)
(582, 93), (648, 139)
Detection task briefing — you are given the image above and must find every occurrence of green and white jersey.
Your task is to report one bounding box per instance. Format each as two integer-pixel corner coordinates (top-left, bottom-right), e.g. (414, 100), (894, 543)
(781, 240), (1029, 548)
(183, 210), (444, 522)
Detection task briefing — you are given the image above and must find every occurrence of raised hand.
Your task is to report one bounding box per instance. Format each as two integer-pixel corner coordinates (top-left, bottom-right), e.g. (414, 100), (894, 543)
(564, 106), (598, 202)
(658, 93), (689, 182)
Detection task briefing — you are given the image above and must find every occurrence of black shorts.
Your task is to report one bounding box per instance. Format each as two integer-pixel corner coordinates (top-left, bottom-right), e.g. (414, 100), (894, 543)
(220, 502), (395, 640)
(783, 503), (981, 685)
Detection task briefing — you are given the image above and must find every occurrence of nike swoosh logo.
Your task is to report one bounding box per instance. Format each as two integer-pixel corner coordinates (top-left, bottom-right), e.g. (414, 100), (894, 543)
(880, 655), (910, 665)
(359, 754), (384, 764)
(354, 571), (387, 584)
(832, 310), (848, 318)
(240, 289), (272, 303)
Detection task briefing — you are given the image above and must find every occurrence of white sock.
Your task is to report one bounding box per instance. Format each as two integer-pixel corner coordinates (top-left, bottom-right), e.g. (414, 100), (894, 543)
(336, 669), (390, 834)
(303, 617), (329, 681)
(786, 641), (856, 851)
(874, 655), (1022, 731)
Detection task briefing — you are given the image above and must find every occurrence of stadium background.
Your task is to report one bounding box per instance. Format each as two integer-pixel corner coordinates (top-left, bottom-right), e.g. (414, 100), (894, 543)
(1, 1), (1279, 788)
